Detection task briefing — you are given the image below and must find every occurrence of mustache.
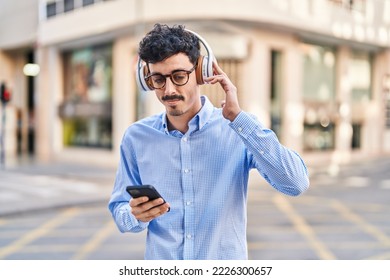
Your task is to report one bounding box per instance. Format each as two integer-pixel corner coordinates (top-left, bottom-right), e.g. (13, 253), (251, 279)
(162, 95), (185, 101)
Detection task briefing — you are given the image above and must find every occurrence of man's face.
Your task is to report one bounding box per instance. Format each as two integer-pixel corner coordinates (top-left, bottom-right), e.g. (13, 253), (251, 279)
(148, 53), (201, 118)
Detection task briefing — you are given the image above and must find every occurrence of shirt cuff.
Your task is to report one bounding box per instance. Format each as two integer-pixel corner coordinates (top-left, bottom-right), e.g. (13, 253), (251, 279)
(119, 203), (149, 232)
(229, 111), (262, 139)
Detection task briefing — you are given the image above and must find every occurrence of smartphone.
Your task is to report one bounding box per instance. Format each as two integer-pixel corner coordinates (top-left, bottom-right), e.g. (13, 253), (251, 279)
(126, 185), (166, 202)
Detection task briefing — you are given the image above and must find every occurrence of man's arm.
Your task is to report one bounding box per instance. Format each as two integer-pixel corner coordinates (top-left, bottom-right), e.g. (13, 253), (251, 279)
(108, 132), (148, 233)
(205, 61), (309, 196)
(230, 111), (309, 196)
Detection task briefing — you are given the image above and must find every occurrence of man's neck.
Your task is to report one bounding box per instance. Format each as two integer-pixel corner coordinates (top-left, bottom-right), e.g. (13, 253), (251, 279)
(166, 103), (203, 134)
(165, 96), (204, 134)
(166, 114), (190, 134)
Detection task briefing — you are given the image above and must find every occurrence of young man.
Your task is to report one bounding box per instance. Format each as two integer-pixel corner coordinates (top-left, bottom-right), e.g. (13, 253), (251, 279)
(108, 23), (309, 260)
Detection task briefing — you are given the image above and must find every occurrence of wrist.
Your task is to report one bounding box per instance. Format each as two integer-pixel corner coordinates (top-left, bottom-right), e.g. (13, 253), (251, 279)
(225, 109), (241, 122)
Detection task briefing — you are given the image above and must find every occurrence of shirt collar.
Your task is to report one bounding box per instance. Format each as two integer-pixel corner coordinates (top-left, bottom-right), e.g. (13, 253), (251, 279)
(198, 95), (214, 130)
(161, 95), (214, 135)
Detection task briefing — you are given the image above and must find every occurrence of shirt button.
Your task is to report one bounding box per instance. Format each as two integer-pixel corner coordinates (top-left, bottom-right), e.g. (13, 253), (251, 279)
(260, 151), (264, 155)
(186, 234), (192, 239)
(238, 127), (243, 132)
(186, 201), (191, 206)
(183, 137), (188, 142)
(184, 169), (190, 173)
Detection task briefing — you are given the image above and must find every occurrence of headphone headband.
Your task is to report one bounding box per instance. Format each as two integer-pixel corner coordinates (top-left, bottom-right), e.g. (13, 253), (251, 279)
(186, 29), (215, 78)
(136, 29), (215, 91)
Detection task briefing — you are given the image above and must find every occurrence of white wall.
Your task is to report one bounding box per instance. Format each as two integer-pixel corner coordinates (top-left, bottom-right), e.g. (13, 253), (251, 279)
(0, 0), (39, 49)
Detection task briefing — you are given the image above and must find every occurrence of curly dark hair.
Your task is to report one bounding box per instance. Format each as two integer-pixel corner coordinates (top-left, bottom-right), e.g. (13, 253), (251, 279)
(138, 23), (200, 65)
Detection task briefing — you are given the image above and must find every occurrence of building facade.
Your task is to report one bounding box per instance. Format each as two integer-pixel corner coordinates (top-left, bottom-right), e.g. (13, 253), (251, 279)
(1, 0), (390, 167)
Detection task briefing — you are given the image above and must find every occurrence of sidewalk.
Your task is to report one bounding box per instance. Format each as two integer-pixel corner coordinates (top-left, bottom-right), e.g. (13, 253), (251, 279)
(0, 158), (116, 216)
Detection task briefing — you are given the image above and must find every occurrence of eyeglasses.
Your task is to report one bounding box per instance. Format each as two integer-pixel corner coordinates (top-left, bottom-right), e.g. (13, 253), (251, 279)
(145, 64), (197, 89)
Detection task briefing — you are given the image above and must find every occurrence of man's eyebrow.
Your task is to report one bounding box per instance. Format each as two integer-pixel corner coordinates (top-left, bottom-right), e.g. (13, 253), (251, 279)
(149, 68), (189, 75)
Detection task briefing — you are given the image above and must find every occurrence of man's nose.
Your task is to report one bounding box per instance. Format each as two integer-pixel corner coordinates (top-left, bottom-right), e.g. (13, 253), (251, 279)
(164, 77), (176, 94)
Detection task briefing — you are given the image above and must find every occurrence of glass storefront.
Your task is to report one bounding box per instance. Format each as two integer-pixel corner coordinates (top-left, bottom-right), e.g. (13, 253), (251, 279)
(303, 123), (335, 151)
(302, 43), (336, 102)
(270, 50), (283, 140)
(60, 44), (112, 149)
(301, 43), (336, 151)
(350, 50), (372, 102)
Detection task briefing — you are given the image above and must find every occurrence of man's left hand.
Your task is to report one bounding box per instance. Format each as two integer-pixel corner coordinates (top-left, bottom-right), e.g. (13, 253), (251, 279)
(204, 61), (241, 122)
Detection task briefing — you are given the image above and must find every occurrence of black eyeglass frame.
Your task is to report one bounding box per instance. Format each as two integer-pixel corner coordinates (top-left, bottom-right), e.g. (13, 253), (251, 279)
(145, 64), (197, 89)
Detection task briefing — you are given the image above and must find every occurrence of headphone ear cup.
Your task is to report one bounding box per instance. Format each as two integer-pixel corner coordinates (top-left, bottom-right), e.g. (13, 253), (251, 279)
(196, 55), (213, 85)
(143, 66), (154, 90)
(136, 57), (154, 91)
(196, 56), (205, 85)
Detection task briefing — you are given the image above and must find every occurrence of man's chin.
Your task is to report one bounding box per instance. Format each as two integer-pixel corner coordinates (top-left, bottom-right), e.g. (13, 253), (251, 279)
(166, 105), (187, 116)
(168, 109), (185, 116)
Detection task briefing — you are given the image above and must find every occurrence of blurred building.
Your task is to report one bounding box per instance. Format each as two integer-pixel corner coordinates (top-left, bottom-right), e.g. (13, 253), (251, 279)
(1, 0), (390, 167)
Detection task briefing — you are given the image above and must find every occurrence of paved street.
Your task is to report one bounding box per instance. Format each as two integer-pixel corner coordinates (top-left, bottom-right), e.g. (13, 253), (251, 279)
(0, 156), (389, 260)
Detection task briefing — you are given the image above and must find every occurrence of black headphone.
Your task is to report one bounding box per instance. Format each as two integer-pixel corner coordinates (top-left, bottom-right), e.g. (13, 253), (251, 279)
(136, 29), (215, 92)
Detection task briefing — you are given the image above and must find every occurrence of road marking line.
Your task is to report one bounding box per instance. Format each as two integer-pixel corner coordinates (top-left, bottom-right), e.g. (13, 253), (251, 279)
(16, 244), (80, 253)
(248, 241), (309, 250)
(331, 200), (390, 247)
(72, 221), (116, 260)
(273, 194), (336, 260)
(0, 208), (80, 259)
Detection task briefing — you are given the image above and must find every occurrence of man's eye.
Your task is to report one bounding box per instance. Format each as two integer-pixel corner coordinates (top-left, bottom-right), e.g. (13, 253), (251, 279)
(173, 73), (186, 82)
(152, 76), (165, 84)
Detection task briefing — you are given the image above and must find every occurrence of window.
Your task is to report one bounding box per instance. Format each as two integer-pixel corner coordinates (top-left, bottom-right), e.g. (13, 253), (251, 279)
(350, 51), (372, 102)
(44, 0), (112, 19)
(351, 123), (362, 149)
(83, 0), (95, 6)
(64, 0), (74, 12)
(61, 44), (113, 149)
(303, 122), (335, 151)
(270, 50), (283, 140)
(302, 43), (336, 102)
(46, 2), (57, 18)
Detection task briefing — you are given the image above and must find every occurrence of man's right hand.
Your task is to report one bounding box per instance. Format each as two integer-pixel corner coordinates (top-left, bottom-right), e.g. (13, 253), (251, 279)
(130, 197), (170, 222)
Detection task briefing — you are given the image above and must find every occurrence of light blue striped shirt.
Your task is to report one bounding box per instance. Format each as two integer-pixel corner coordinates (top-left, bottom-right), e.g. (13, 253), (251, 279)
(108, 96), (309, 260)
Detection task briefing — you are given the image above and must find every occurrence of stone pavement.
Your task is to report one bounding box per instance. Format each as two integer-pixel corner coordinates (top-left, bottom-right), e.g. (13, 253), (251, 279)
(1, 155), (390, 260)
(0, 158), (116, 217)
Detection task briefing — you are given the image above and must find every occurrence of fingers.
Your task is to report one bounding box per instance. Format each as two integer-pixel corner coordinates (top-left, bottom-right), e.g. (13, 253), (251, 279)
(130, 196), (149, 208)
(212, 60), (224, 75)
(204, 61), (241, 121)
(205, 75), (225, 85)
(130, 197), (170, 222)
(204, 61), (225, 84)
(205, 62), (235, 90)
